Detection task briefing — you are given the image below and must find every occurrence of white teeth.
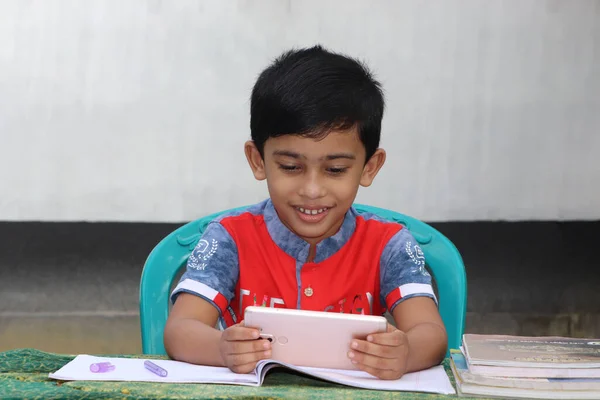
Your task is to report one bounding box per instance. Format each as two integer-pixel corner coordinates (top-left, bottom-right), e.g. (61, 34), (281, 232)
(297, 207), (327, 215)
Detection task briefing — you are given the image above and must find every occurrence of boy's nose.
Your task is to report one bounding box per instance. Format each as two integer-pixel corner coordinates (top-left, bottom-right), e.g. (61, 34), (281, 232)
(299, 174), (326, 199)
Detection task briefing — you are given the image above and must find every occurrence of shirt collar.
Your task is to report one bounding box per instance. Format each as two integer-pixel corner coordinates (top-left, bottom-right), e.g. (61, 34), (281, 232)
(263, 199), (356, 263)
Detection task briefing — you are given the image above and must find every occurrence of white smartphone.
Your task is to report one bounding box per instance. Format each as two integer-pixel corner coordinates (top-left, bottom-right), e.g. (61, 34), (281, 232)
(243, 306), (388, 370)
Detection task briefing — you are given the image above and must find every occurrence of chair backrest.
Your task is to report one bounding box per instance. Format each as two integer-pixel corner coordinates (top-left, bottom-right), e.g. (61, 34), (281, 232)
(139, 204), (467, 356)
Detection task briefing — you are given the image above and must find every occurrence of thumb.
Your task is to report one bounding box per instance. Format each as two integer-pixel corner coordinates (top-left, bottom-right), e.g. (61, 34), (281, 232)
(236, 320), (260, 333)
(226, 320), (248, 330)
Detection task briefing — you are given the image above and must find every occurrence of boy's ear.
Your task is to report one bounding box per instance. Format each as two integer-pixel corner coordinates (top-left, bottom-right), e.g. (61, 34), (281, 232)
(360, 148), (386, 187)
(244, 141), (267, 181)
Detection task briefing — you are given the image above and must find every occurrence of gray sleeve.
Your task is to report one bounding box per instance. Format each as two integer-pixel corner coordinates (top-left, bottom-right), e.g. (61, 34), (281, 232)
(170, 221), (239, 314)
(380, 227), (437, 312)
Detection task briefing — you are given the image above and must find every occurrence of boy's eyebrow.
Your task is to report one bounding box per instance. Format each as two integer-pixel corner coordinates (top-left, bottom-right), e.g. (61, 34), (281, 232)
(272, 150), (304, 159)
(272, 150), (356, 161)
(323, 153), (356, 160)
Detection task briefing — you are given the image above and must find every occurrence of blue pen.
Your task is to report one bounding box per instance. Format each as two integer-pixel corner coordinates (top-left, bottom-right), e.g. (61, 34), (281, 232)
(144, 360), (168, 377)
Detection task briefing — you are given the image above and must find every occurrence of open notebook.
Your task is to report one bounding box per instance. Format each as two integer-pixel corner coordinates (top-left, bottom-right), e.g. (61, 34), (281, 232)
(49, 355), (455, 394)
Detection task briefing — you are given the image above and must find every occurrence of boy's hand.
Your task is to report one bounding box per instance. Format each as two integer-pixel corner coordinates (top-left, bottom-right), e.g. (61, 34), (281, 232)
(347, 323), (409, 380)
(219, 321), (272, 374)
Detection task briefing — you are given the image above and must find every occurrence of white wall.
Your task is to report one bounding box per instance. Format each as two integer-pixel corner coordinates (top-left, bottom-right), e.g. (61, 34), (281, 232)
(1, 0), (599, 222)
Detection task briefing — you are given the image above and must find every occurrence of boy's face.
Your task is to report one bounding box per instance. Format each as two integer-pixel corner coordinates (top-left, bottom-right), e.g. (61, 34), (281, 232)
(245, 128), (385, 245)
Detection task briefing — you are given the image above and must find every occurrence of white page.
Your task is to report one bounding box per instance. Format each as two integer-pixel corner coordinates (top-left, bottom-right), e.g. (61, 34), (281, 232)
(49, 355), (259, 385)
(271, 363), (455, 394)
(50, 355), (455, 394)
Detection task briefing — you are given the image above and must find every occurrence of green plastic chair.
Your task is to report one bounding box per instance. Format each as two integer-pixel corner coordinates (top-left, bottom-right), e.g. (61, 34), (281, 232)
(139, 204), (467, 356)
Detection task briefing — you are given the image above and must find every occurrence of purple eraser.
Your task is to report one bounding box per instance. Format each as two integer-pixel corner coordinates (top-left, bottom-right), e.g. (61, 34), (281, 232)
(90, 362), (115, 373)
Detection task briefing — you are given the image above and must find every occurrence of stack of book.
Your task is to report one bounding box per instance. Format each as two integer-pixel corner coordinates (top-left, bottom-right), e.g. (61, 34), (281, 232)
(451, 334), (600, 399)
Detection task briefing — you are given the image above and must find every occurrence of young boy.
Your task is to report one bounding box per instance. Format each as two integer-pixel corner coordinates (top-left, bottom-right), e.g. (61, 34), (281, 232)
(164, 46), (447, 380)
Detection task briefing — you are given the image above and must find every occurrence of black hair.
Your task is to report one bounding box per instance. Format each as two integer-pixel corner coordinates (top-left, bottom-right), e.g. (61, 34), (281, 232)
(250, 45), (385, 161)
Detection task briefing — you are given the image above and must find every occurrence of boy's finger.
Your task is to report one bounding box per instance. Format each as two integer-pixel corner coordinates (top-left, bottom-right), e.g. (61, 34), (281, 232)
(228, 337), (271, 354)
(348, 350), (396, 370)
(364, 329), (406, 347)
(227, 349), (272, 367)
(229, 361), (259, 374)
(223, 326), (261, 341)
(350, 339), (395, 359)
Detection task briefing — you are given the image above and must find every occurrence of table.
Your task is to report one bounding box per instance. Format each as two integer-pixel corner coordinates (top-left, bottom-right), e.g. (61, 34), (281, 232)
(0, 348), (486, 399)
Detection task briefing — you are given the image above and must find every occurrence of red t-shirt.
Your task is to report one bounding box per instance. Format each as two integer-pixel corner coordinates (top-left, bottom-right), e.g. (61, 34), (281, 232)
(172, 199), (435, 328)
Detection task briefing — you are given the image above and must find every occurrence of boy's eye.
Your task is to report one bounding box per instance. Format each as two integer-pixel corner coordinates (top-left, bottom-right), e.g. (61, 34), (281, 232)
(278, 164), (300, 172)
(327, 167), (348, 175)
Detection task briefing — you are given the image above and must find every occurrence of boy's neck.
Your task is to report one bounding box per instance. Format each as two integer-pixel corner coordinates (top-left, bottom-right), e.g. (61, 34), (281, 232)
(269, 201), (351, 262)
(307, 245), (316, 263)
(300, 216), (347, 263)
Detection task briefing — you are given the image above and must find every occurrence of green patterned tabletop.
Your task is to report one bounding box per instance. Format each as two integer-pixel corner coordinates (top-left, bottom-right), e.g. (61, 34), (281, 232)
(0, 348), (487, 399)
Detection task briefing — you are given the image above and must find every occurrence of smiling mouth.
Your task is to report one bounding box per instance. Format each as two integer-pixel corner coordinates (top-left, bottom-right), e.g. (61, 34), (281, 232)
(296, 207), (329, 215)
